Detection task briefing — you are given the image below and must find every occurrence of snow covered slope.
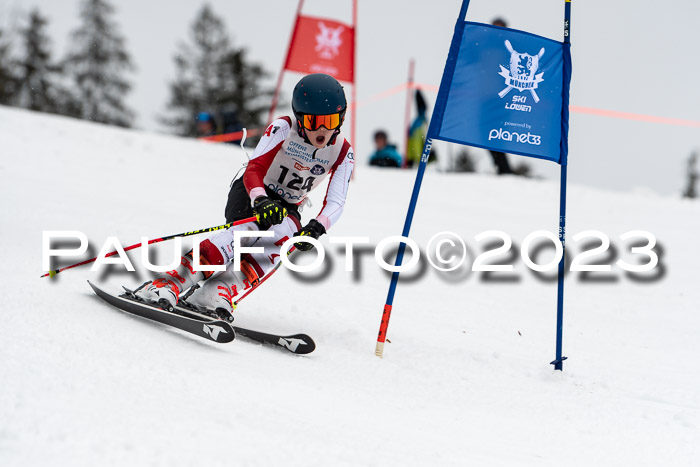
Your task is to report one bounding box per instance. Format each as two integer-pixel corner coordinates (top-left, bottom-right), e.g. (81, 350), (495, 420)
(2, 106), (699, 466)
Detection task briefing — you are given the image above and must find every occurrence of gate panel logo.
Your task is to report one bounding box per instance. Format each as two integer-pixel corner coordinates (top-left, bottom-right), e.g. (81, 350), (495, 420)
(498, 40), (545, 103)
(315, 22), (344, 59)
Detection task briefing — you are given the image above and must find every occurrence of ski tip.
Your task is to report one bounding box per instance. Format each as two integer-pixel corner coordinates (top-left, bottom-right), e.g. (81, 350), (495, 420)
(284, 334), (316, 355)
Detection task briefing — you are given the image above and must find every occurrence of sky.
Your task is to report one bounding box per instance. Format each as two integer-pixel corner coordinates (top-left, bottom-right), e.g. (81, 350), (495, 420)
(1, 0), (699, 195)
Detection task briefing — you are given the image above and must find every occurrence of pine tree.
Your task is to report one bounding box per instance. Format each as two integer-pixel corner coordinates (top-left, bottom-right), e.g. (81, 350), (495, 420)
(11, 9), (63, 113)
(218, 48), (273, 130)
(163, 4), (272, 136)
(64, 0), (134, 127)
(0, 27), (17, 105)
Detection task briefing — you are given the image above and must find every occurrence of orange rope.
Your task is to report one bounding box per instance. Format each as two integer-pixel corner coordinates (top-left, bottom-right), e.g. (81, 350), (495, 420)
(200, 83), (698, 145)
(353, 81), (700, 129)
(199, 128), (262, 143)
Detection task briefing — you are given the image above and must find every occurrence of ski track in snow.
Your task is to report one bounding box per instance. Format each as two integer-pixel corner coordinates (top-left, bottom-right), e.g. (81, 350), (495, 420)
(1, 106), (699, 466)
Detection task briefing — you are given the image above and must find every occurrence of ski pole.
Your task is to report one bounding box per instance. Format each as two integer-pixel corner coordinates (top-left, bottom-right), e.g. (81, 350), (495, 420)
(42, 216), (258, 278)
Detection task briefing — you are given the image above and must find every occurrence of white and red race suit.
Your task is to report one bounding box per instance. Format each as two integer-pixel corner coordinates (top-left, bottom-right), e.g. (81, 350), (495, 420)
(187, 117), (355, 306)
(244, 116), (354, 232)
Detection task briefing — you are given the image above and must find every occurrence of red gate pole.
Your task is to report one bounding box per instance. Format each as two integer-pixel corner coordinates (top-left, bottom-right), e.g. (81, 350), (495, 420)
(402, 58), (415, 168)
(267, 0), (304, 125)
(351, 0), (358, 159)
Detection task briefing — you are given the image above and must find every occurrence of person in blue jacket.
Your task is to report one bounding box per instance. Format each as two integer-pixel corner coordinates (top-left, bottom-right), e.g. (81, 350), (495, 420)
(195, 111), (217, 137)
(368, 130), (402, 168)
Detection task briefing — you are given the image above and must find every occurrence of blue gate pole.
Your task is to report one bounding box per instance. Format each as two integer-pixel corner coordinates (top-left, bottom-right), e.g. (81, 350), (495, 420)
(552, 165), (568, 370)
(375, 138), (434, 357)
(551, 0), (572, 371)
(375, 0), (471, 357)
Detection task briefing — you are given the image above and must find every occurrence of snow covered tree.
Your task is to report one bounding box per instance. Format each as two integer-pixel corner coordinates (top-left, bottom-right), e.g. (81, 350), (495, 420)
(64, 0), (134, 127)
(162, 4), (272, 136)
(11, 9), (64, 113)
(0, 27), (17, 105)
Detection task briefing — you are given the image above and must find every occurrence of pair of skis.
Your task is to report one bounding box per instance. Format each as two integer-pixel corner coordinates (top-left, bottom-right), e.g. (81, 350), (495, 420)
(88, 281), (315, 354)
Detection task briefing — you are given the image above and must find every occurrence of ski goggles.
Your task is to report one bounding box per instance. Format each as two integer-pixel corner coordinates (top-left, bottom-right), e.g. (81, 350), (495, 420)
(301, 113), (343, 131)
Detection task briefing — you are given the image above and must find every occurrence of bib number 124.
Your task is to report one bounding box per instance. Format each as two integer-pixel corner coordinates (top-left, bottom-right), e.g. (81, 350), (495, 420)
(277, 165), (315, 192)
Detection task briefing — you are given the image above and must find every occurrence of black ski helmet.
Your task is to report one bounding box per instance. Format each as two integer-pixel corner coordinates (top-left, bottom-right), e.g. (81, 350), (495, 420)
(292, 73), (347, 137)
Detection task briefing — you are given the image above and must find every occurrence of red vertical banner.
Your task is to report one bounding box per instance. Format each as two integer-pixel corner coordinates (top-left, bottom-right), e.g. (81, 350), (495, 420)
(268, 0), (357, 152)
(285, 16), (355, 83)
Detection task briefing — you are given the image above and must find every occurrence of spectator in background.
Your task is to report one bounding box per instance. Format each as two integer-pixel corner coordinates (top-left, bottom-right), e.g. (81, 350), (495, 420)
(489, 17), (514, 175)
(220, 110), (243, 135)
(683, 152), (698, 199)
(489, 149), (513, 175)
(369, 130), (402, 168)
(195, 111), (217, 137)
(492, 17), (507, 28)
(406, 89), (437, 168)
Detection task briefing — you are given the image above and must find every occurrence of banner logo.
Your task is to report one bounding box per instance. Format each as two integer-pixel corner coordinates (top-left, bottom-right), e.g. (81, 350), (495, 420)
(315, 22), (344, 59)
(278, 337), (308, 352)
(488, 128), (542, 146)
(203, 324), (229, 341)
(498, 40), (545, 103)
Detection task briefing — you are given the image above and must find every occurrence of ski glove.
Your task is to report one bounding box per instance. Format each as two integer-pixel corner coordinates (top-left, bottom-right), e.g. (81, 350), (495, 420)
(253, 196), (288, 229)
(294, 219), (326, 251)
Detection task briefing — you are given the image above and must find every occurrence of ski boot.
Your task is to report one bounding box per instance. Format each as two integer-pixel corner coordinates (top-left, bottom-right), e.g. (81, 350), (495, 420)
(135, 250), (209, 310)
(133, 277), (183, 310)
(181, 278), (235, 323)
